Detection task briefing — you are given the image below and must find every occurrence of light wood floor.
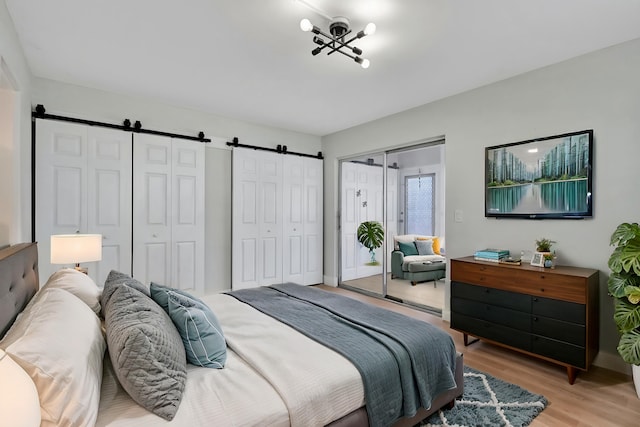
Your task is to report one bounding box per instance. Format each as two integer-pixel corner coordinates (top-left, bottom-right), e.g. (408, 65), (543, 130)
(342, 274), (444, 311)
(317, 285), (640, 427)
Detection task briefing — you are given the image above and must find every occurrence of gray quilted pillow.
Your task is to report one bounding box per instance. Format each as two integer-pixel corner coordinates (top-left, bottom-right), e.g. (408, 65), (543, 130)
(104, 284), (187, 420)
(101, 270), (149, 317)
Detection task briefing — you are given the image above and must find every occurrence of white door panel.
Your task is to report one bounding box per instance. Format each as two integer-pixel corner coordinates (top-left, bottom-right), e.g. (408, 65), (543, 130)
(133, 134), (172, 287)
(233, 148), (321, 289)
(232, 148), (262, 289)
(171, 140), (205, 293)
(340, 162), (359, 281)
(302, 157), (323, 284)
(258, 152), (282, 285)
(283, 156), (304, 284)
(88, 128), (132, 285)
(36, 120), (88, 283)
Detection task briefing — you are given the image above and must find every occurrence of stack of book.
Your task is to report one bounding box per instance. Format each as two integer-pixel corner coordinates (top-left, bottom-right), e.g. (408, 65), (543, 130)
(474, 248), (510, 263)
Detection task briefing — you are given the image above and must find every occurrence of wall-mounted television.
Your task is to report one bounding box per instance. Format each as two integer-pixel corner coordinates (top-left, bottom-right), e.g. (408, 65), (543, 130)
(485, 129), (593, 219)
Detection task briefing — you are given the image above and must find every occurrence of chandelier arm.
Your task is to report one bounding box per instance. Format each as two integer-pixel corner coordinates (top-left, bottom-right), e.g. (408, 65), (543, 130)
(332, 48), (357, 60)
(325, 34), (361, 56)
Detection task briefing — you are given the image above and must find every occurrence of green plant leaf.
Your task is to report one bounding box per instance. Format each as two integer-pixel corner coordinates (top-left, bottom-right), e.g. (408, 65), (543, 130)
(356, 221), (384, 251)
(613, 298), (640, 333)
(608, 272), (640, 298)
(626, 286), (640, 305)
(609, 240), (640, 276)
(617, 329), (640, 365)
(610, 222), (640, 247)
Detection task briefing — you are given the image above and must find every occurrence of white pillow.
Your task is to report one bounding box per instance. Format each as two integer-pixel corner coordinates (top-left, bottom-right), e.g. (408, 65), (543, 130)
(0, 350), (41, 427)
(43, 268), (102, 314)
(0, 287), (106, 427)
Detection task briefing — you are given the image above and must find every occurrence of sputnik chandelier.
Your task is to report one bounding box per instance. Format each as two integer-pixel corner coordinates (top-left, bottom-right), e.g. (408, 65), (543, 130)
(300, 16), (376, 68)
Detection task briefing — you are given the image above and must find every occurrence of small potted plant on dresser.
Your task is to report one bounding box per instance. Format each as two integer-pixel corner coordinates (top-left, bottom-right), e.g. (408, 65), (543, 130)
(535, 237), (556, 254)
(608, 222), (640, 398)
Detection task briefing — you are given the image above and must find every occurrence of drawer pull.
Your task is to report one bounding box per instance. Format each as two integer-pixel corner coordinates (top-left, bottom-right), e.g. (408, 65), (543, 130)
(540, 288), (545, 292)
(533, 317), (538, 321)
(533, 298), (538, 302)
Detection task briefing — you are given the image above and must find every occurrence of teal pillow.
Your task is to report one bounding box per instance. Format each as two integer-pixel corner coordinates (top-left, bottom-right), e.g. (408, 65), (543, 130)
(166, 291), (227, 369)
(415, 239), (435, 255)
(150, 282), (204, 311)
(398, 241), (419, 256)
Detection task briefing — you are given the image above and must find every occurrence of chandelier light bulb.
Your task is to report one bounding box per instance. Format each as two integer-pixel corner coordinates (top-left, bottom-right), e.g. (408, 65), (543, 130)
(300, 18), (313, 32)
(361, 58), (370, 69)
(364, 22), (376, 36)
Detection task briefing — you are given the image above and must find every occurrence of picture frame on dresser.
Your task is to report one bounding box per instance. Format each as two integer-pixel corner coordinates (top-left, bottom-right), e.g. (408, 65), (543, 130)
(530, 252), (545, 267)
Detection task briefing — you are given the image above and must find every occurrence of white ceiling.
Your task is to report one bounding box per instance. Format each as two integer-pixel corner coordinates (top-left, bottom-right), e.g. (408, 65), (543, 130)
(6, 0), (640, 136)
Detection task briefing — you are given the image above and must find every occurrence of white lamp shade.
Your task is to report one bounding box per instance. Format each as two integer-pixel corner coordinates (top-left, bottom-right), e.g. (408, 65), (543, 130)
(0, 350), (41, 427)
(50, 234), (103, 265)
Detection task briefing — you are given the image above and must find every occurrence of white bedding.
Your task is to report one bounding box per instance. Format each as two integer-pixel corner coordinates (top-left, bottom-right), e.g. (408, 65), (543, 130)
(96, 294), (364, 426)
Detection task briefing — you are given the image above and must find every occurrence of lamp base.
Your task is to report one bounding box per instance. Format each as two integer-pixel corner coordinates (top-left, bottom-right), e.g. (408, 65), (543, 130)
(74, 265), (88, 275)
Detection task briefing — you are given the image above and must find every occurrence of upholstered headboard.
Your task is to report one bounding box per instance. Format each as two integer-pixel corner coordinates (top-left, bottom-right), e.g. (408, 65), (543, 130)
(0, 243), (39, 339)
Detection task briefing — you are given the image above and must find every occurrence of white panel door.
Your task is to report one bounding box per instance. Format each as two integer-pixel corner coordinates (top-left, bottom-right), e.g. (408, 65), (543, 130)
(35, 120), (88, 283)
(232, 148), (261, 289)
(171, 139), (205, 293)
(88, 128), (133, 285)
(340, 162), (359, 281)
(133, 134), (172, 287)
(303, 157), (323, 285)
(283, 155), (304, 285)
(257, 151), (282, 285)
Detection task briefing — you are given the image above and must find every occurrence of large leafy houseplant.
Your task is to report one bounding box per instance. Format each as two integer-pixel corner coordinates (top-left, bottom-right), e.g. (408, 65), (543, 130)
(357, 221), (384, 265)
(608, 222), (640, 365)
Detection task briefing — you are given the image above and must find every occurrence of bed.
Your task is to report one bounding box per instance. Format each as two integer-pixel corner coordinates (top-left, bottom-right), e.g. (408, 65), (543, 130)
(0, 243), (463, 427)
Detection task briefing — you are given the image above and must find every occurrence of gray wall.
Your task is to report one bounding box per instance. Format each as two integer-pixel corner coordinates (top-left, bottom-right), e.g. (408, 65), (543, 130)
(322, 38), (640, 373)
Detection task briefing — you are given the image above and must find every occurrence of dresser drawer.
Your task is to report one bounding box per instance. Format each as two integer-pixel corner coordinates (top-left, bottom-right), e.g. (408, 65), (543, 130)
(532, 315), (586, 346)
(518, 272), (586, 303)
(532, 335), (586, 368)
(451, 261), (519, 289)
(532, 296), (585, 324)
(452, 313), (531, 352)
(452, 297), (531, 331)
(452, 281), (531, 311)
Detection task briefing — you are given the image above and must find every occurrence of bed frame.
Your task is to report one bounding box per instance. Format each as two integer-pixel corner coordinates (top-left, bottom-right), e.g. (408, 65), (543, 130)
(0, 243), (38, 339)
(0, 242), (462, 426)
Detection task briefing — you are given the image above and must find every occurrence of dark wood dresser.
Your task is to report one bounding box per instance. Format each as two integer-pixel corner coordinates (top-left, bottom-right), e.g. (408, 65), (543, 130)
(450, 256), (599, 384)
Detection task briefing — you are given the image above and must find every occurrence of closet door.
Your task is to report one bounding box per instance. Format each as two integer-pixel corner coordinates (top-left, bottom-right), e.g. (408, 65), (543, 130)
(171, 140), (205, 293)
(232, 148), (283, 289)
(133, 134), (172, 286)
(36, 121), (132, 285)
(302, 157), (323, 285)
(232, 148), (261, 289)
(88, 129), (133, 285)
(283, 155), (304, 284)
(340, 161), (360, 281)
(35, 121), (88, 283)
(259, 152), (283, 285)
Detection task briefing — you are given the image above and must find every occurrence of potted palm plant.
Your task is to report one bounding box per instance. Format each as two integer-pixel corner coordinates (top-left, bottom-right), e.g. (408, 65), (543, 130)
(357, 221), (384, 265)
(608, 222), (640, 397)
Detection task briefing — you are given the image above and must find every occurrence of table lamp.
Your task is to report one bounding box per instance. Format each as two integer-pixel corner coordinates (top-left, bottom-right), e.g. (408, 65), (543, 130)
(50, 234), (102, 274)
(0, 349), (41, 427)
